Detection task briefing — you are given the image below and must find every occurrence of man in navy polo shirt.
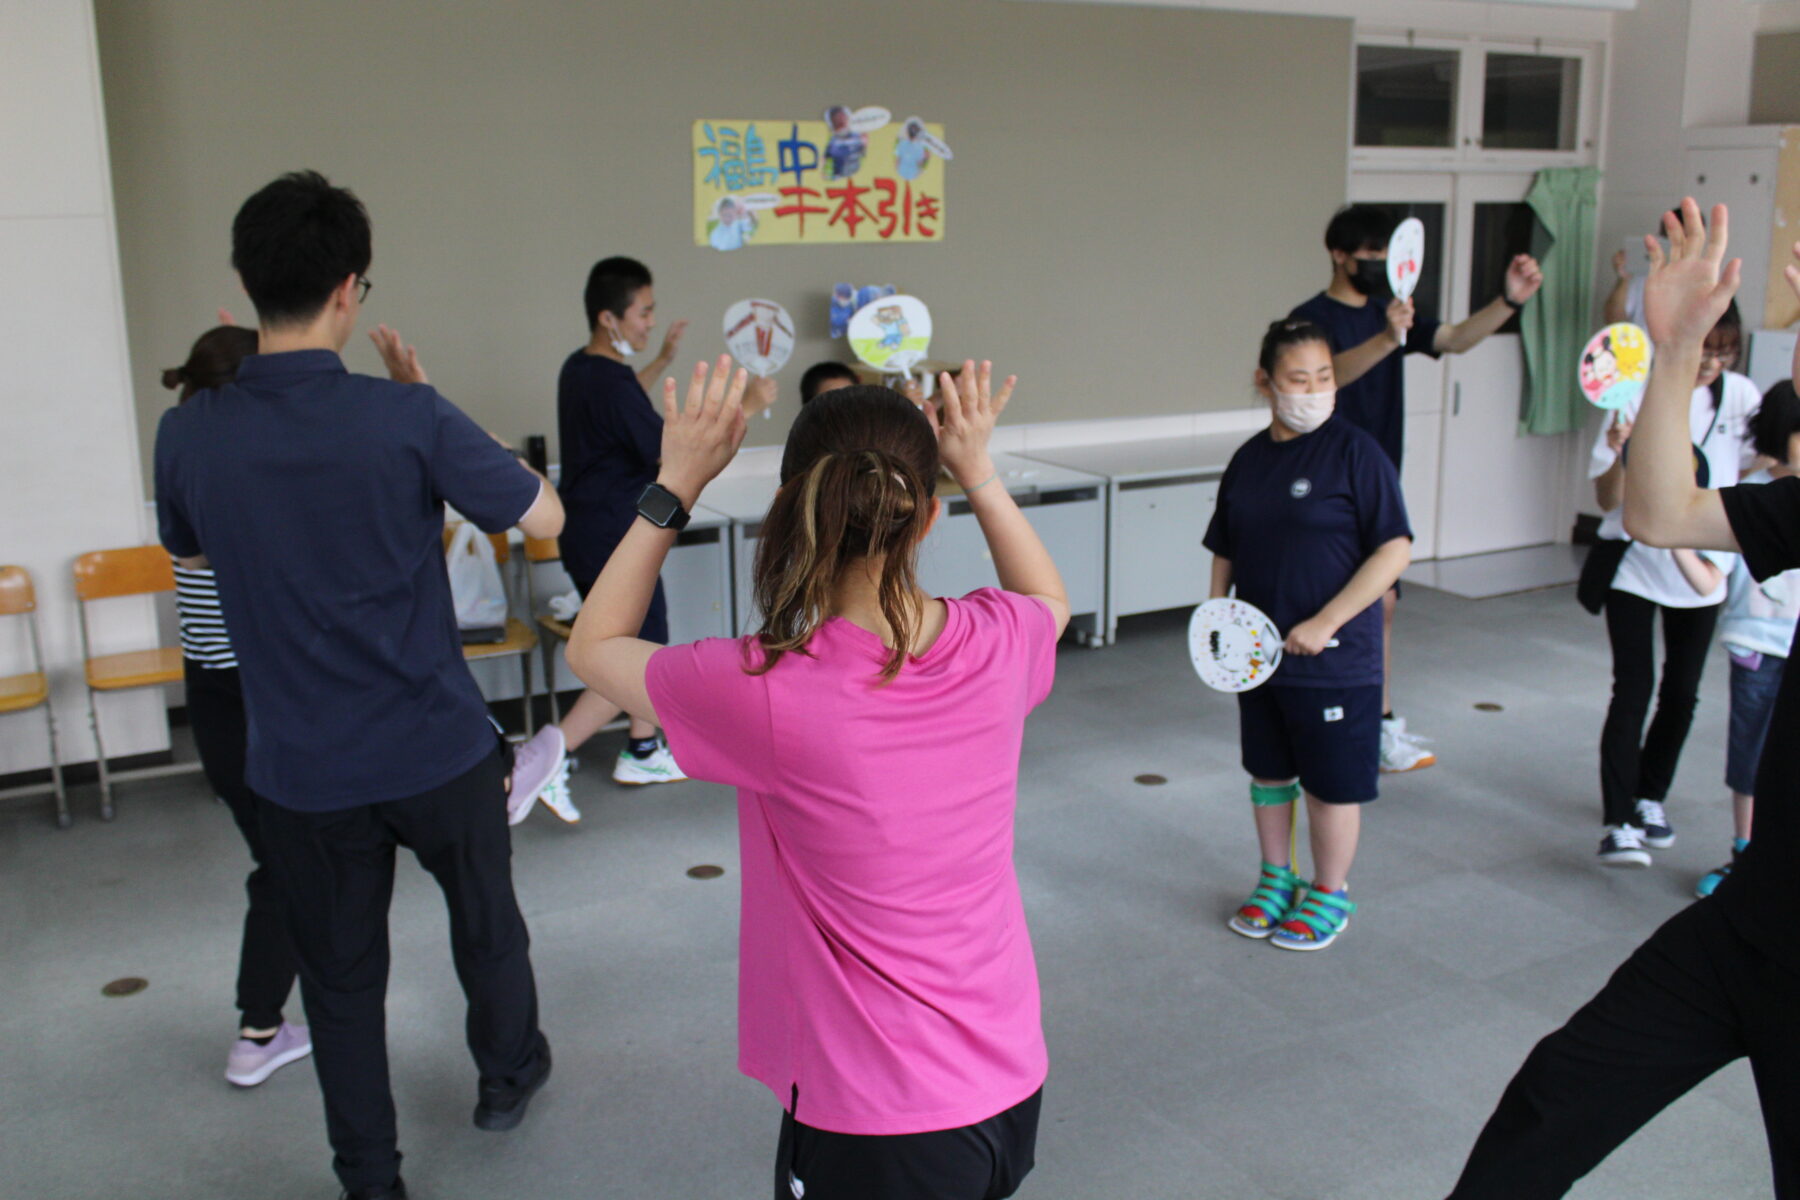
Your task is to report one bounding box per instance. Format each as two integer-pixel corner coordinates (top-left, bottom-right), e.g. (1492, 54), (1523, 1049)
(155, 171), (564, 1200)
(1291, 204), (1544, 774)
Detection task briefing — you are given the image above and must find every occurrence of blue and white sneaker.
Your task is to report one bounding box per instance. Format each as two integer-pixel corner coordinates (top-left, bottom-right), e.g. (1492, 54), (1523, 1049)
(1597, 824), (1652, 868)
(1634, 799), (1675, 849)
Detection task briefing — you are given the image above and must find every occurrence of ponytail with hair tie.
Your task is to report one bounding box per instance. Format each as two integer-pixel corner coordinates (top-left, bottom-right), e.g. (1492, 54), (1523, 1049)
(751, 387), (940, 682)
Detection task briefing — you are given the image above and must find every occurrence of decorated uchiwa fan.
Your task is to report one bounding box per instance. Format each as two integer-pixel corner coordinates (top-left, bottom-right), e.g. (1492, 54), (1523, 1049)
(1188, 599), (1283, 693)
(1579, 323), (1653, 411)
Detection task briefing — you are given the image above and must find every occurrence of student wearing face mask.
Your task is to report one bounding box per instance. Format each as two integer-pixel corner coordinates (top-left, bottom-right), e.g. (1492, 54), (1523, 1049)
(511, 258), (775, 815)
(1290, 206), (1543, 775)
(1204, 320), (1413, 951)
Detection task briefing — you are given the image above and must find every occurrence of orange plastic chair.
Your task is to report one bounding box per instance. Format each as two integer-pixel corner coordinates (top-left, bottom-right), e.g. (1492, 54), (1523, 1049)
(72, 546), (203, 820)
(0, 566), (69, 827)
(447, 526), (540, 735)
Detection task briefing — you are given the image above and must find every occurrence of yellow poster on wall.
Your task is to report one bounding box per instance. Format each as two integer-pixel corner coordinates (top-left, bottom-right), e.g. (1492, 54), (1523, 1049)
(693, 112), (948, 250)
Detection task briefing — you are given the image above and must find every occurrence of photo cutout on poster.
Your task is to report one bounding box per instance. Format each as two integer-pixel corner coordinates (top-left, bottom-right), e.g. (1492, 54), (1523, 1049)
(1579, 323), (1653, 411)
(723, 299), (796, 379)
(894, 117), (953, 181)
(831, 284), (895, 339)
(823, 105), (891, 180)
(848, 294), (931, 374)
(706, 192), (778, 252)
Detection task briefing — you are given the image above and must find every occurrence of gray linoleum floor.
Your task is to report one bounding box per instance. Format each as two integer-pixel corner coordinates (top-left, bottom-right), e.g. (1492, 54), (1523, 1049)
(1, 583), (1774, 1199)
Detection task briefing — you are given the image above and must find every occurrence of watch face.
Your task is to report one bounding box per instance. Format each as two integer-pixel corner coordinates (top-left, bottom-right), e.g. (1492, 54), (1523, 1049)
(638, 484), (682, 526)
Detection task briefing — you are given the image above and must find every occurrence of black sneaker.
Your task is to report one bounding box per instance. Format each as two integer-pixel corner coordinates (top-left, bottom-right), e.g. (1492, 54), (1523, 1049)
(1634, 799), (1675, 849)
(1597, 824), (1652, 868)
(340, 1179), (406, 1200)
(473, 1039), (552, 1132)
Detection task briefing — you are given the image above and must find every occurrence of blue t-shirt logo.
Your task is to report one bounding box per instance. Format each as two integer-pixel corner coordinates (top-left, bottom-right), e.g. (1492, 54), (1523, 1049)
(1290, 478), (1313, 499)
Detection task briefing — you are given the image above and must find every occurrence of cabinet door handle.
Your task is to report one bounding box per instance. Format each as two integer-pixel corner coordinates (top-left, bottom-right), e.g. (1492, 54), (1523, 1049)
(1452, 383), (1462, 417)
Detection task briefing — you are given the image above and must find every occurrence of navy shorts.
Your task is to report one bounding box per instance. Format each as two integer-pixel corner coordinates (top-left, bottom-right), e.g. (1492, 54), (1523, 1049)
(1726, 652), (1784, 795)
(569, 573), (669, 645)
(1237, 684), (1382, 805)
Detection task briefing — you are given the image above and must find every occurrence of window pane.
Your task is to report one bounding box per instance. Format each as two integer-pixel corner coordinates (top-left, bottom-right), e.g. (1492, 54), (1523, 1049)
(1483, 53), (1581, 151)
(1360, 202), (1447, 321)
(1356, 46), (1458, 149)
(1470, 202), (1536, 334)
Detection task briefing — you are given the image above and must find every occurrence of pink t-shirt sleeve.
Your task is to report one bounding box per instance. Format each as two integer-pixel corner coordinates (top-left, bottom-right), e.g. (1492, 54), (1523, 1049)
(962, 587), (1059, 708)
(645, 637), (774, 791)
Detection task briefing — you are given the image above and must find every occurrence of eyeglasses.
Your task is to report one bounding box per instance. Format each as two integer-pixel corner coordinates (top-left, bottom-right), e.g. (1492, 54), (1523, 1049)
(356, 276), (373, 304)
(1701, 342), (1739, 368)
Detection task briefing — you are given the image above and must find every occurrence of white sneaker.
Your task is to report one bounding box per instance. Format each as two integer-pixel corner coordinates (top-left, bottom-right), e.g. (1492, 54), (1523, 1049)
(1379, 716), (1437, 773)
(506, 727), (566, 825)
(1597, 823), (1653, 868)
(537, 761), (580, 823)
(612, 741), (687, 786)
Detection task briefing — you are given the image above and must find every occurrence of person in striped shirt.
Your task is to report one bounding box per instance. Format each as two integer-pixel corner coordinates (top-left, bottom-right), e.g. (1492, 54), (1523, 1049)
(162, 322), (312, 1087)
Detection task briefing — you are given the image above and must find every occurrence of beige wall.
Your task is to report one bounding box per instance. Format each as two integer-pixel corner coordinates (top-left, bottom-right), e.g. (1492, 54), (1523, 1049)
(96, 0), (1348, 481)
(1752, 31), (1800, 125)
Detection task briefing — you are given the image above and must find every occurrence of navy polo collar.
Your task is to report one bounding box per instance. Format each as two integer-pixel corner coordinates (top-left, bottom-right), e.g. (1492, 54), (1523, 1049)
(235, 349), (348, 380)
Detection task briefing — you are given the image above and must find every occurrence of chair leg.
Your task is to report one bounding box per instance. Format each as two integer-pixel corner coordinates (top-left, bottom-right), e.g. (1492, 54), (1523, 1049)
(519, 654), (534, 738)
(43, 702), (69, 830)
(542, 640), (563, 726)
(87, 687), (114, 821)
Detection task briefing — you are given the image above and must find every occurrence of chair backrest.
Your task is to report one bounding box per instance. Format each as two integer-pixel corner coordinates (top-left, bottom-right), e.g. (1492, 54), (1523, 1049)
(0, 565), (36, 615)
(72, 546), (176, 601)
(522, 535), (560, 564)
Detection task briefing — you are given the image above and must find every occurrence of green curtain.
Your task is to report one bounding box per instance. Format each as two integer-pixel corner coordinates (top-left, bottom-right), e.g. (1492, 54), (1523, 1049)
(1520, 166), (1601, 435)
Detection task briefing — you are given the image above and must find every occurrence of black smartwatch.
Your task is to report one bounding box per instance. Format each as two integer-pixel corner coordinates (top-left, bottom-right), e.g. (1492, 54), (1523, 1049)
(1499, 292), (1523, 311)
(636, 481), (691, 531)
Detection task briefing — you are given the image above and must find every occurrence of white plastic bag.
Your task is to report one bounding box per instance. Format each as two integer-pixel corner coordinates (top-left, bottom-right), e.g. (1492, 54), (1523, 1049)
(446, 522), (509, 629)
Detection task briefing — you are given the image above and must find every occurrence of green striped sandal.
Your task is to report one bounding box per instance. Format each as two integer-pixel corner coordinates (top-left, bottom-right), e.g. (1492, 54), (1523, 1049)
(1270, 887), (1355, 951)
(1227, 862), (1304, 939)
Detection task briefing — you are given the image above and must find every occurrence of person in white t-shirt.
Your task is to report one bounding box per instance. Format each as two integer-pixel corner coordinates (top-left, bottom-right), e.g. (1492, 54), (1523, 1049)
(1586, 300), (1755, 867)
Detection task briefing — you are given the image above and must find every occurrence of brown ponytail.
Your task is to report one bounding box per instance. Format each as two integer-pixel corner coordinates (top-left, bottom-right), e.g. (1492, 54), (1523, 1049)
(163, 325), (258, 402)
(751, 386), (939, 682)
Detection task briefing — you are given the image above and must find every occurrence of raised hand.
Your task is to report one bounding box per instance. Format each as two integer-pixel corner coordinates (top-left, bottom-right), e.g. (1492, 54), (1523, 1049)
(1613, 249), (1630, 282)
(1504, 254), (1545, 305)
(370, 324), (428, 384)
(1385, 297), (1415, 343)
(744, 373), (778, 418)
(1643, 199), (1741, 349)
(656, 318), (689, 363)
(658, 355), (748, 505)
(935, 360), (1016, 490)
(1606, 415), (1634, 456)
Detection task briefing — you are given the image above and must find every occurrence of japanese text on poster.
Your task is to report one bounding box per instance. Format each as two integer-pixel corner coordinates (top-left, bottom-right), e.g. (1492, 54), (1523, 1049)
(693, 117), (947, 250)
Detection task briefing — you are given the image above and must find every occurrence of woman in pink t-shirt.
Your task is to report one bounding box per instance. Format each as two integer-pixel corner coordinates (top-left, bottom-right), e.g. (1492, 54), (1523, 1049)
(568, 357), (1069, 1199)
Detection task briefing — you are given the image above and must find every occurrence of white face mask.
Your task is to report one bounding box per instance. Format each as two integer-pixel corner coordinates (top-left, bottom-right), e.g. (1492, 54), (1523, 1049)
(1274, 389), (1335, 435)
(605, 322), (635, 358)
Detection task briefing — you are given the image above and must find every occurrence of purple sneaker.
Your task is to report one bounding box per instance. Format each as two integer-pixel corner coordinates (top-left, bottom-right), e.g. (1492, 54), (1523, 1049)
(507, 727), (567, 826)
(224, 1021), (312, 1087)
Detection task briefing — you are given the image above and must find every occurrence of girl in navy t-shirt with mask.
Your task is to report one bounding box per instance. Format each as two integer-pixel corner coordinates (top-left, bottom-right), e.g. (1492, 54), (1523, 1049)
(1203, 320), (1413, 950)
